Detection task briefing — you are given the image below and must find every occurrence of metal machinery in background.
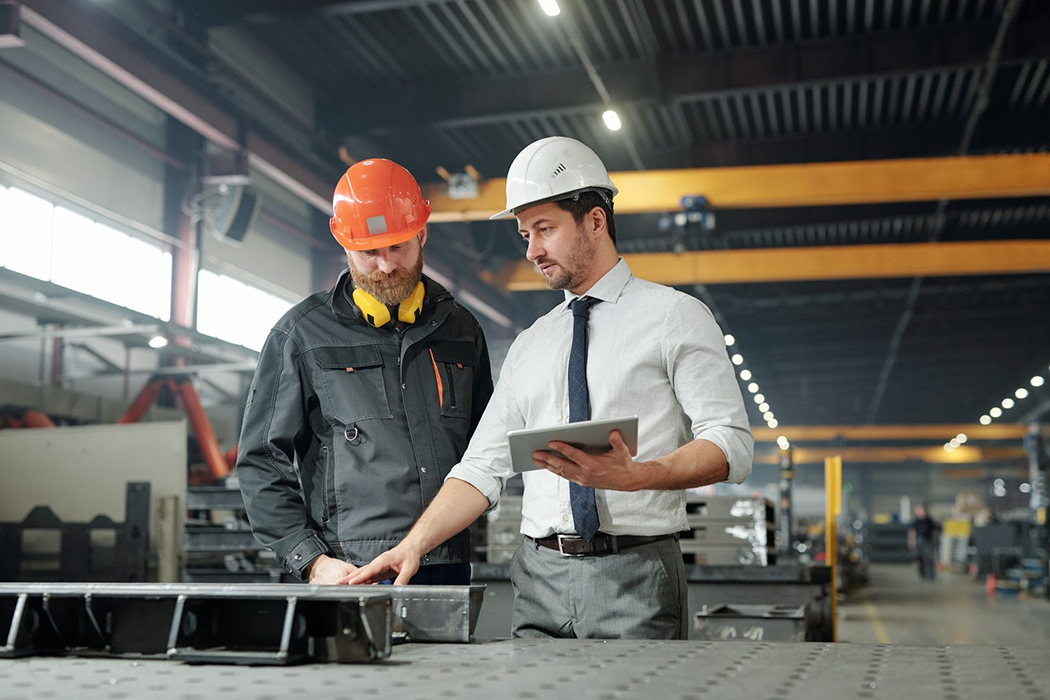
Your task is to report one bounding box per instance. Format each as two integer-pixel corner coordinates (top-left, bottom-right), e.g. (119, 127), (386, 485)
(681, 495), (776, 566)
(119, 373), (236, 482)
(0, 483), (150, 583)
(182, 486), (286, 583)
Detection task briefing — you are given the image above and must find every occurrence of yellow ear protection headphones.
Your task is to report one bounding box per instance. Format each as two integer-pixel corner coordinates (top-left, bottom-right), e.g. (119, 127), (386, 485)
(352, 282), (425, 328)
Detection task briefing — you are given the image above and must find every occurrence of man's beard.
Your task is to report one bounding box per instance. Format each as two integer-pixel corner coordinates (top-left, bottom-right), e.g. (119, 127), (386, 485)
(348, 250), (424, 306)
(536, 226), (593, 291)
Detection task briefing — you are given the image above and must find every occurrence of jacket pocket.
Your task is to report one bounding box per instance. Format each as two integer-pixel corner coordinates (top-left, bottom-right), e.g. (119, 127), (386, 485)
(313, 345), (392, 425)
(429, 340), (475, 420)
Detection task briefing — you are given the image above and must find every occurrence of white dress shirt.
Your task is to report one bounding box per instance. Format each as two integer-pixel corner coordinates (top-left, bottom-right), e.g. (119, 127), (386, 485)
(447, 258), (754, 537)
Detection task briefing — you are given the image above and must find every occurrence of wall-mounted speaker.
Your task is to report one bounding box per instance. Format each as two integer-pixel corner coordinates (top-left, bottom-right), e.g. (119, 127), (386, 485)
(206, 184), (261, 245)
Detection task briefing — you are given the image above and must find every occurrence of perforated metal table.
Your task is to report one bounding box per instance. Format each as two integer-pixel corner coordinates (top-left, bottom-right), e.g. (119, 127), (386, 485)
(3, 638), (1048, 700)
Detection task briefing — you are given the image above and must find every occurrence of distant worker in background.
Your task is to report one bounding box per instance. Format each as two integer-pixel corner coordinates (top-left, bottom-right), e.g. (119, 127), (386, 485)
(350, 137), (754, 639)
(909, 503), (940, 580)
(237, 159), (493, 585)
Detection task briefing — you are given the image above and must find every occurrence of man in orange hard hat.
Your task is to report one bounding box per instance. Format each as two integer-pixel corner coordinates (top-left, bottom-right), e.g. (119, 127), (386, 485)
(237, 159), (493, 585)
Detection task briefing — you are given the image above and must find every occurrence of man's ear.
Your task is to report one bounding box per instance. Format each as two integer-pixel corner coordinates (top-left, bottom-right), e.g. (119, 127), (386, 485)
(417, 226), (428, 248)
(588, 206), (608, 239)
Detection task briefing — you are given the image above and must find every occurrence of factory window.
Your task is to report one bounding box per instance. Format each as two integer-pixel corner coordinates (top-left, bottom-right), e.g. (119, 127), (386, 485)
(0, 185), (173, 321)
(51, 207), (173, 321)
(4, 187), (54, 281)
(196, 269), (293, 352)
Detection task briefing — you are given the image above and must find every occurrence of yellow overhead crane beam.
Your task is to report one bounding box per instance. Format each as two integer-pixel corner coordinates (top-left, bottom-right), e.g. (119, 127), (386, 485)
(754, 446), (1027, 465)
(751, 424), (1032, 442)
(491, 240), (1050, 289)
(423, 153), (1050, 222)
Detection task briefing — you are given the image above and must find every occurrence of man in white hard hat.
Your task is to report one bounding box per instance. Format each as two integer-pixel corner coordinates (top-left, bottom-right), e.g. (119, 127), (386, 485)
(350, 137), (753, 639)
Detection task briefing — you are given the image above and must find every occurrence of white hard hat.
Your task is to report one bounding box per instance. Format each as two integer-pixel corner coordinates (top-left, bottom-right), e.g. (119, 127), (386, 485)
(490, 136), (618, 220)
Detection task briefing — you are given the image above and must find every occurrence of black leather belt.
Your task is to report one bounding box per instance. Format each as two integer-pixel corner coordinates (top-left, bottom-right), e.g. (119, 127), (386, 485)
(527, 533), (674, 557)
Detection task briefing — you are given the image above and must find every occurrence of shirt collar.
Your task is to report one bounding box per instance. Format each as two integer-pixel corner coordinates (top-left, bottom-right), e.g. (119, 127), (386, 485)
(563, 258), (631, 308)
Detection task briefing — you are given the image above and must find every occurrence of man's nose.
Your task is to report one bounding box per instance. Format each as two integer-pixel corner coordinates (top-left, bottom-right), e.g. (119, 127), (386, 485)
(376, 256), (397, 274)
(526, 237), (543, 262)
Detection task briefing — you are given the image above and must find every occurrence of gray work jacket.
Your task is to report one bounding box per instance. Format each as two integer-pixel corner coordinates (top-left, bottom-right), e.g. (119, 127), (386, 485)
(236, 270), (493, 579)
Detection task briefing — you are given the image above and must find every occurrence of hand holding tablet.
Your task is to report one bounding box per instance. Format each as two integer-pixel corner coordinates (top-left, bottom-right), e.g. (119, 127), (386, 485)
(507, 416), (639, 473)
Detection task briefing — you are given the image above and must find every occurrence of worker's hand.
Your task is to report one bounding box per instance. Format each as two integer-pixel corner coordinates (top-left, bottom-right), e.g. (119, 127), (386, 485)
(306, 554), (359, 585)
(342, 542), (423, 586)
(535, 430), (643, 492)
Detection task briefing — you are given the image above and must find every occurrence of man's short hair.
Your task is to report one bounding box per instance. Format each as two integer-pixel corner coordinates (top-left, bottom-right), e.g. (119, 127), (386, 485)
(555, 190), (616, 245)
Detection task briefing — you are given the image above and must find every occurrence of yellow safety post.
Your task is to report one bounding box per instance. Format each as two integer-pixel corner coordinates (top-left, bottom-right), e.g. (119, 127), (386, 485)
(825, 455), (843, 642)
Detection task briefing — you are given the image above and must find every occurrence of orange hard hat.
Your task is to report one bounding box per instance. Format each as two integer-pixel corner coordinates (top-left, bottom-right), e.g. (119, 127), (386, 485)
(329, 159), (431, 251)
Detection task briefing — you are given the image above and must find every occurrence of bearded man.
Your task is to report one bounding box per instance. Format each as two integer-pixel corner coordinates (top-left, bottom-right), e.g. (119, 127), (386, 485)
(237, 159), (493, 585)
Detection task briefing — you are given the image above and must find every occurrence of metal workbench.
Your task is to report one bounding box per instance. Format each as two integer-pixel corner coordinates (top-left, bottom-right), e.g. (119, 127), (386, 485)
(2, 639), (1047, 700)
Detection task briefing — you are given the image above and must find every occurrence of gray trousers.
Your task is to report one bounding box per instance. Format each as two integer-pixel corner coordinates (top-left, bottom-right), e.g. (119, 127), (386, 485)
(509, 535), (688, 640)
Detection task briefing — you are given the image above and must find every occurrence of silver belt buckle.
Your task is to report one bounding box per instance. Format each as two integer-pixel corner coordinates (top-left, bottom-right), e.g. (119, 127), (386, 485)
(556, 534), (585, 557)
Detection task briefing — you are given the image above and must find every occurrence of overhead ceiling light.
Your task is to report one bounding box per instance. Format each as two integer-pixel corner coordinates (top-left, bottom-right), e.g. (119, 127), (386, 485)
(758, 402), (770, 412)
(956, 433), (967, 444)
(731, 354), (744, 365)
(739, 369), (752, 381)
(1032, 376), (1045, 387)
(537, 0), (561, 17)
(767, 419), (779, 428)
(724, 334), (736, 346)
(943, 444), (953, 453)
(993, 478), (1005, 488)
(1015, 388), (1029, 399)
(1001, 398), (1015, 409)
(990, 407), (1003, 418)
(747, 383), (759, 393)
(1020, 483), (1032, 494)
(148, 335), (169, 349)
(979, 415), (991, 425)
(763, 411), (774, 421)
(949, 438), (960, 448)
(753, 393), (765, 404)
(602, 110), (622, 131)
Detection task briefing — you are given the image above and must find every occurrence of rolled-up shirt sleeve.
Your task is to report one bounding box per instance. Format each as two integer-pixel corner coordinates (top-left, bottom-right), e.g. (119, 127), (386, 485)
(663, 296), (755, 484)
(445, 339), (524, 507)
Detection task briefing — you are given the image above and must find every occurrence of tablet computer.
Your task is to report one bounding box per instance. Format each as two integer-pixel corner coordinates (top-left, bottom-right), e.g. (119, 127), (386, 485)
(507, 416), (639, 473)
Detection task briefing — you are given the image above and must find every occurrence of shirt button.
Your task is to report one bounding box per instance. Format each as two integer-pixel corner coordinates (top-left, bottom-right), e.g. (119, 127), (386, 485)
(562, 515), (569, 523)
(401, 383), (407, 390)
(420, 466), (427, 473)
(294, 554), (302, 561)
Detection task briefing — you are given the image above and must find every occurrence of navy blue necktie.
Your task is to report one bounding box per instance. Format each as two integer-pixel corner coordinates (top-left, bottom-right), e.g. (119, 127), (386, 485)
(568, 296), (600, 541)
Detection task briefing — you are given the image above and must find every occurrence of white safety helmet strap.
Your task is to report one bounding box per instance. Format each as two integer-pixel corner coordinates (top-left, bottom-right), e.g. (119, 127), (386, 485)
(491, 136), (618, 220)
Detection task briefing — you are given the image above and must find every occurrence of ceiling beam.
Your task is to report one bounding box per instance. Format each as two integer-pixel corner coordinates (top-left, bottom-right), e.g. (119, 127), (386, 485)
(751, 424), (1033, 442)
(427, 153), (1050, 222)
(754, 446), (1027, 465)
(20, 0), (334, 213)
(494, 239), (1050, 290)
(338, 16), (1050, 136)
(182, 0), (451, 26)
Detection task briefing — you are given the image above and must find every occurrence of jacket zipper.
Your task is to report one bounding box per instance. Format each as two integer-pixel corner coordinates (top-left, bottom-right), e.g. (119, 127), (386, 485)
(320, 445), (330, 524)
(443, 362), (457, 409)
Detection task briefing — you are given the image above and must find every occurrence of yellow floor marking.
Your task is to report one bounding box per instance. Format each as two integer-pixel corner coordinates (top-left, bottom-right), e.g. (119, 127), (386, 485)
(863, 598), (892, 645)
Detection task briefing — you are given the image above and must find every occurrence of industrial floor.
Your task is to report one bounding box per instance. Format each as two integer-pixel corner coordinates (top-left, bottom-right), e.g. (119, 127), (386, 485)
(839, 564), (1050, 646)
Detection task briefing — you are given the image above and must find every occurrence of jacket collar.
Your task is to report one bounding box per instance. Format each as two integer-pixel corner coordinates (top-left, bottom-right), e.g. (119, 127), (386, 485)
(331, 268), (452, 326)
